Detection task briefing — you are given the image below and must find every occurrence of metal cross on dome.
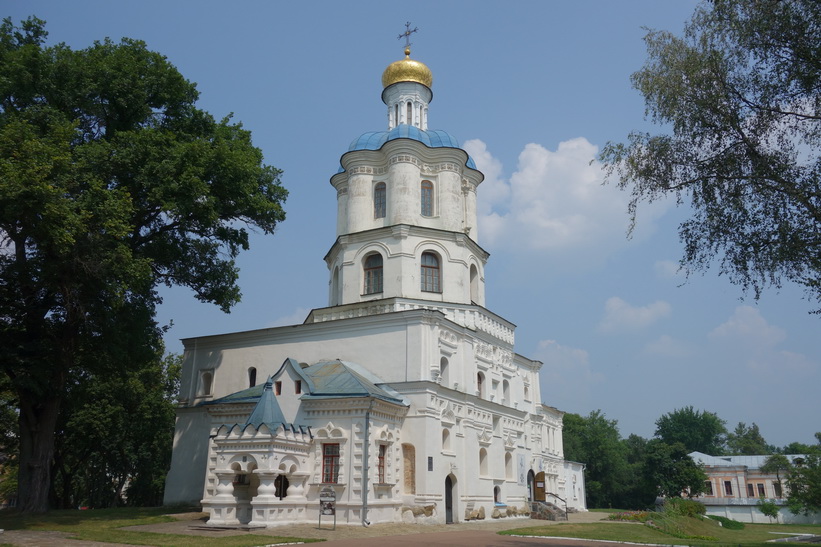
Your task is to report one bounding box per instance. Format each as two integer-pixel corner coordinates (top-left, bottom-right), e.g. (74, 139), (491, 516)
(398, 22), (419, 51)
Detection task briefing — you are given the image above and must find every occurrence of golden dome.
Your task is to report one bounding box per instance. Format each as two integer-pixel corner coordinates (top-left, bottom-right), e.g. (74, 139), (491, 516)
(381, 47), (433, 89)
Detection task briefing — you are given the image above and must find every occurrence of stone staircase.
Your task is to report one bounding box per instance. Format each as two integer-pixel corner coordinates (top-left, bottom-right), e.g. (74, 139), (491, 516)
(529, 500), (568, 521)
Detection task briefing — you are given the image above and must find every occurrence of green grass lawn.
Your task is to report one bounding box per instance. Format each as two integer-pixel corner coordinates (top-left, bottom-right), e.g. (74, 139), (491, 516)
(0, 506), (323, 546)
(500, 514), (821, 546)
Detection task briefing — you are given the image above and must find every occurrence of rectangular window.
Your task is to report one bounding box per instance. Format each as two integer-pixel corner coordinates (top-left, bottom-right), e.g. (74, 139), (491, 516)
(774, 482), (783, 497)
(704, 481), (713, 495)
(374, 183), (386, 219)
(295, 380), (302, 394)
(275, 380), (282, 395)
(421, 181), (433, 217)
(322, 443), (340, 483)
(758, 483), (766, 497)
(377, 444), (386, 483)
(364, 254), (383, 294)
(724, 481), (733, 496)
(747, 483), (755, 497)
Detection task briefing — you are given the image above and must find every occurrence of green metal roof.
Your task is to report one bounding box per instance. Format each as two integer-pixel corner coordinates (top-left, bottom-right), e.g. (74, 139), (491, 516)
(245, 378), (287, 429)
(302, 360), (404, 403)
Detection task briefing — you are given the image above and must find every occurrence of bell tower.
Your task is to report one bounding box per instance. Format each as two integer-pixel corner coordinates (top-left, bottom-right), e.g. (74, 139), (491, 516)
(325, 35), (487, 312)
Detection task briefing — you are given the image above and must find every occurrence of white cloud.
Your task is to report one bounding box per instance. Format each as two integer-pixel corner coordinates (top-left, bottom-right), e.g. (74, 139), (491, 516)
(708, 305), (786, 347)
(643, 334), (690, 358)
(466, 137), (667, 256)
(654, 260), (680, 279)
(598, 296), (671, 332)
(267, 307), (312, 328)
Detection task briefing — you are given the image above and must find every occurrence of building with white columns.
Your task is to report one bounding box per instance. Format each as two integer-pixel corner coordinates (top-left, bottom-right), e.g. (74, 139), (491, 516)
(163, 43), (586, 527)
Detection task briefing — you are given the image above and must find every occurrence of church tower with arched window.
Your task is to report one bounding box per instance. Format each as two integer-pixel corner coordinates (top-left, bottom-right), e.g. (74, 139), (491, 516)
(164, 31), (586, 528)
(325, 46), (486, 308)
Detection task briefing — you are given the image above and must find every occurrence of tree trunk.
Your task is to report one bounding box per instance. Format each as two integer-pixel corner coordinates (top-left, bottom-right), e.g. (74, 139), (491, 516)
(17, 394), (61, 513)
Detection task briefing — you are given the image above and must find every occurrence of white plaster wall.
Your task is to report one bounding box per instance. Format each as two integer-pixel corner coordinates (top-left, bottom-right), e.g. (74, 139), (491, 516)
(705, 505), (820, 525)
(163, 407), (213, 505)
(333, 228), (486, 306)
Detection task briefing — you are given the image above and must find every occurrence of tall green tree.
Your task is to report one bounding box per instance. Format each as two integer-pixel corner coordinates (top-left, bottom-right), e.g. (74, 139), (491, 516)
(783, 434), (821, 516)
(50, 352), (181, 508)
(762, 453), (791, 496)
(655, 406), (727, 454)
(621, 434), (658, 509)
(600, 0), (821, 310)
(643, 440), (707, 498)
(0, 18), (286, 512)
(726, 422), (772, 455)
(562, 410), (628, 508)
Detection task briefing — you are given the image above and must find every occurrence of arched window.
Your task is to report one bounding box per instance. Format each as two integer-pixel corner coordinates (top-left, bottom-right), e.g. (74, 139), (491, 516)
(274, 474), (289, 500)
(442, 429), (451, 451)
(248, 367), (257, 388)
(439, 357), (449, 386)
(502, 379), (510, 405)
(407, 101), (412, 125)
(470, 264), (479, 303)
(421, 180), (433, 216)
(505, 452), (513, 479)
(479, 448), (488, 476)
(364, 253), (383, 294)
(394, 104), (399, 126)
(421, 252), (440, 293)
(374, 182), (386, 219)
(477, 372), (485, 398)
(331, 266), (340, 306)
(199, 371), (213, 396)
(494, 485), (501, 504)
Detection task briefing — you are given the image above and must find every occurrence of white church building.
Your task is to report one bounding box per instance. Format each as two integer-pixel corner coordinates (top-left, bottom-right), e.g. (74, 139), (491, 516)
(163, 41), (586, 527)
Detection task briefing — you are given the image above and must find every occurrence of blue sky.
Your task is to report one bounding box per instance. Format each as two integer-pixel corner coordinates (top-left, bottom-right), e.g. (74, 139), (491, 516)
(9, 1), (819, 448)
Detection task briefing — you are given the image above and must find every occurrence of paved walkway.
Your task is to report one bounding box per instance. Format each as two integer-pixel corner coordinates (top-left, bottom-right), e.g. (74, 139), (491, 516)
(0, 510), (609, 546)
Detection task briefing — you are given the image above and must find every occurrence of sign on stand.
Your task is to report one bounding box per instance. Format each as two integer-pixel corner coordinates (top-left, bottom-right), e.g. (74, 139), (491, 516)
(318, 486), (336, 530)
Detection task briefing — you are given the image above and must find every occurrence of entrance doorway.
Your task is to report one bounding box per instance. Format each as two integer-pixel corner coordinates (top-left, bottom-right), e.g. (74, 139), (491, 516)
(445, 475), (454, 524)
(534, 471), (546, 502)
(527, 470), (536, 501)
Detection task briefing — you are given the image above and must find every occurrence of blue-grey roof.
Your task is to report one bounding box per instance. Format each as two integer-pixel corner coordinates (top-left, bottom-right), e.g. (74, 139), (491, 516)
(302, 360), (405, 404)
(204, 358), (407, 413)
(343, 125), (477, 170)
(204, 383), (264, 405)
(246, 378), (287, 429)
(689, 451), (807, 469)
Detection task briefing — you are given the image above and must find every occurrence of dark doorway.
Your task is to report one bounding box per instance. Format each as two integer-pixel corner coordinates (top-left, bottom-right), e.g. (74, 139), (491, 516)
(527, 470), (536, 501)
(275, 474), (289, 500)
(445, 475), (453, 524)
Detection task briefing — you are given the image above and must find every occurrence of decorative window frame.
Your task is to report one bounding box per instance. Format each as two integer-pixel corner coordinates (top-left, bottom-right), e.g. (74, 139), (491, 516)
(373, 427), (396, 486)
(313, 423), (348, 485)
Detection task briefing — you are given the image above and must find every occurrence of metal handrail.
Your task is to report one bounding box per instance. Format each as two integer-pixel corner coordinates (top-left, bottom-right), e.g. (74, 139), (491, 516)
(546, 492), (568, 520)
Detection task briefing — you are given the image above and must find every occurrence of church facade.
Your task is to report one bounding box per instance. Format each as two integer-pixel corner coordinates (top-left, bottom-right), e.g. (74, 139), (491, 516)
(163, 43), (586, 527)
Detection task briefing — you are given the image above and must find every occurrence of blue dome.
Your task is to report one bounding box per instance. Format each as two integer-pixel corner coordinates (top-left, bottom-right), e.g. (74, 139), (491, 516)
(342, 125), (477, 170)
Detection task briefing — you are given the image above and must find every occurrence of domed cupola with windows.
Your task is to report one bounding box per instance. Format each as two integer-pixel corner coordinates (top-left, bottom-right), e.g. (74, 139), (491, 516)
(325, 25), (488, 312)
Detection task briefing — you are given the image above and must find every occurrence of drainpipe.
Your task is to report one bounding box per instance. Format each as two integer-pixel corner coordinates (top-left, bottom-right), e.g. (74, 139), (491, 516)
(362, 397), (375, 527)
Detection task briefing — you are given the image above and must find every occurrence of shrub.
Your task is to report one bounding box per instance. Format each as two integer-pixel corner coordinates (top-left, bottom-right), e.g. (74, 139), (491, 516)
(608, 511), (651, 522)
(706, 514), (745, 529)
(662, 497), (706, 517)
